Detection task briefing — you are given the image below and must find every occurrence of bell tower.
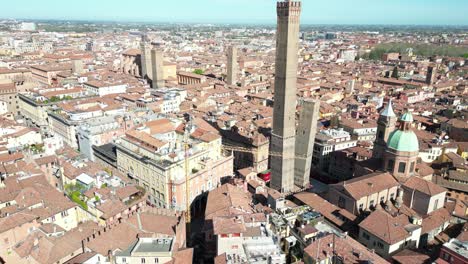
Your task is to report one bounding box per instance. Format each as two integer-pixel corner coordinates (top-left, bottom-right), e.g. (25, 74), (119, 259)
(373, 99), (397, 160)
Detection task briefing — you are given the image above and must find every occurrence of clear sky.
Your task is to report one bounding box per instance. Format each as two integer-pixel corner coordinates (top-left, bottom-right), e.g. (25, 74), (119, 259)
(1, 0), (467, 25)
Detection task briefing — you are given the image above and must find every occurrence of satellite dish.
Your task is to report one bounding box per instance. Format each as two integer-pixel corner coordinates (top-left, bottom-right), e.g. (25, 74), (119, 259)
(444, 135), (449, 139)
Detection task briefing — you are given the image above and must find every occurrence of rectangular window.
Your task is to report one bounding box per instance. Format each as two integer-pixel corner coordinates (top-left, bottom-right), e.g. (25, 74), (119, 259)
(363, 232), (370, 240)
(387, 159), (394, 171)
(338, 196), (346, 208)
(141, 258), (146, 264)
(433, 199), (439, 211)
(410, 162), (415, 173)
(370, 200), (375, 207)
(359, 204), (363, 211)
(398, 162), (406, 173)
(377, 242), (384, 248)
(443, 252), (448, 260)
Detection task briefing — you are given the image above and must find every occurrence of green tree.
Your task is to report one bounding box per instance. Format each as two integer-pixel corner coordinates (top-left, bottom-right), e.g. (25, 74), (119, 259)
(70, 191), (88, 210)
(391, 66), (399, 79)
(365, 42), (468, 61)
(64, 183), (86, 194)
(193, 69), (204, 75)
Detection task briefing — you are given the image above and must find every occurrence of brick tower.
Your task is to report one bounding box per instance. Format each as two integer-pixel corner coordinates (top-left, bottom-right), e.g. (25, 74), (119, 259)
(151, 48), (165, 89)
(270, 0), (302, 193)
(140, 34), (152, 80)
(294, 98), (320, 188)
(227, 45), (238, 86)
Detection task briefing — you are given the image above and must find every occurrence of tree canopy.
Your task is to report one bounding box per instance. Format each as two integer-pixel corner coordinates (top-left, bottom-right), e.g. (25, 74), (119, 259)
(361, 42), (468, 61)
(193, 69), (204, 75)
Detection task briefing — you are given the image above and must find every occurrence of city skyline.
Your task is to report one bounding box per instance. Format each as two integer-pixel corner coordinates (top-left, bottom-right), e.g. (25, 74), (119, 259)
(2, 0), (468, 26)
(0, 0), (467, 263)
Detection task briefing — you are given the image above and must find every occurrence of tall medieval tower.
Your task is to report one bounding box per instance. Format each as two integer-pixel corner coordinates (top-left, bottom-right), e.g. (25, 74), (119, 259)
(151, 47), (165, 89)
(373, 99), (397, 160)
(140, 34), (153, 80)
(226, 45), (238, 86)
(270, 0), (302, 193)
(294, 98), (320, 188)
(426, 65), (436, 85)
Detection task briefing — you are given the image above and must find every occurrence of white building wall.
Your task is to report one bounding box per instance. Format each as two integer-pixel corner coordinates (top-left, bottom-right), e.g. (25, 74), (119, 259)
(217, 236), (244, 257)
(359, 226), (421, 258)
(6, 130), (42, 149)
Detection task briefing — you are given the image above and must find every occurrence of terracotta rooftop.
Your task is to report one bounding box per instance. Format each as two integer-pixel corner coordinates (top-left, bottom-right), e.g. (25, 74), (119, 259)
(331, 172), (399, 200)
(204, 184), (253, 220)
(359, 209), (416, 245)
(392, 249), (431, 264)
(293, 192), (356, 228)
(304, 233), (389, 264)
(402, 176), (446, 196)
(213, 215), (247, 235)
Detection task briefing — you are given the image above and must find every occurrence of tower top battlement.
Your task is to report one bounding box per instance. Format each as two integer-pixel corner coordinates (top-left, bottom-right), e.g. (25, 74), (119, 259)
(277, 0), (301, 9)
(277, 0), (301, 18)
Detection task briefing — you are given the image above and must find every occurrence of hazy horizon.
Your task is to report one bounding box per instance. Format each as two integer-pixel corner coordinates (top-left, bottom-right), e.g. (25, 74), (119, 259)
(4, 18), (468, 28)
(1, 0), (467, 26)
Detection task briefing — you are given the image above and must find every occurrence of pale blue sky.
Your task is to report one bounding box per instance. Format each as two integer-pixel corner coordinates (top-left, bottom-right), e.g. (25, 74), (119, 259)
(1, 0), (467, 25)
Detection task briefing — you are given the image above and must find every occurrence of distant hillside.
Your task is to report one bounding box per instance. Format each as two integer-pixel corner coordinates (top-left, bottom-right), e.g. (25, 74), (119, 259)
(361, 42), (468, 60)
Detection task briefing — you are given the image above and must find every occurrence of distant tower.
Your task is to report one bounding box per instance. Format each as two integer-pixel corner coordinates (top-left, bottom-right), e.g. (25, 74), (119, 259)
(85, 40), (93, 52)
(151, 48), (165, 89)
(270, 0), (302, 193)
(140, 34), (153, 80)
(426, 65), (436, 85)
(294, 99), (320, 188)
(226, 45), (238, 86)
(373, 99), (397, 160)
(346, 79), (355, 94)
(71, 59), (83, 75)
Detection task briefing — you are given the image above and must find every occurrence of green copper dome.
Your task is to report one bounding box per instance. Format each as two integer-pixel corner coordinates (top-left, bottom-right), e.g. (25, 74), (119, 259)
(387, 130), (419, 152)
(400, 112), (414, 122)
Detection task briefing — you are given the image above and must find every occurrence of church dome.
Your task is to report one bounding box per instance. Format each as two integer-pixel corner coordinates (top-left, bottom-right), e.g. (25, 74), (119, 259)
(387, 129), (419, 152)
(400, 112), (414, 122)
